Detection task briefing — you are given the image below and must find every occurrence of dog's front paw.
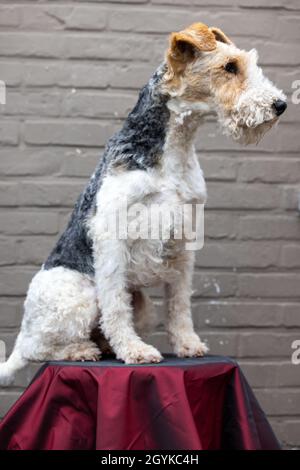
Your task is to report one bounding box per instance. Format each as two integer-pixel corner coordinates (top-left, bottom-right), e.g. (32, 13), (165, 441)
(121, 341), (163, 364)
(173, 333), (209, 358)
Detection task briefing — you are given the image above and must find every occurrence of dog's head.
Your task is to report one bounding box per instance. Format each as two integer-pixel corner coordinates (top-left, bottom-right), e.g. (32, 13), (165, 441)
(162, 22), (287, 144)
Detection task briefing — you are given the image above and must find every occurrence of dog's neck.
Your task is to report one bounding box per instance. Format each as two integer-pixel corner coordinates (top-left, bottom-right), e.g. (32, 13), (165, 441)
(161, 97), (210, 175)
(106, 64), (169, 171)
(167, 97), (212, 121)
(106, 64), (211, 172)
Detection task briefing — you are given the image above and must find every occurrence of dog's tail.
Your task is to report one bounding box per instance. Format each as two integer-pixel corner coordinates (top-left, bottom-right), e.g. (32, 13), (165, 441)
(0, 345), (28, 387)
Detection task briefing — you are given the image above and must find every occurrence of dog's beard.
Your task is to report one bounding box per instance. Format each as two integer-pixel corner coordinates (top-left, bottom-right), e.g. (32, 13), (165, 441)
(221, 114), (278, 145)
(235, 118), (277, 145)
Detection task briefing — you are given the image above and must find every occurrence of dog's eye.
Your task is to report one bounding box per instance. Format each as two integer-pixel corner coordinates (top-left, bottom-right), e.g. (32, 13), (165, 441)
(224, 61), (238, 74)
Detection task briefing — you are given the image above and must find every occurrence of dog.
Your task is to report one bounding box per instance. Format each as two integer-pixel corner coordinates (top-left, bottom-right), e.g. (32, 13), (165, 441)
(0, 22), (287, 385)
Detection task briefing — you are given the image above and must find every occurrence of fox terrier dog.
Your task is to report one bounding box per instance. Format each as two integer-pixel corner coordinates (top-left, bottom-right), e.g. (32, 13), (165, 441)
(0, 22), (287, 385)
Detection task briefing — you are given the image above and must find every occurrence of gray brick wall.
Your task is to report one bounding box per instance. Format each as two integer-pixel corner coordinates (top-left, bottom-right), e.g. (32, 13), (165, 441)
(0, 0), (299, 449)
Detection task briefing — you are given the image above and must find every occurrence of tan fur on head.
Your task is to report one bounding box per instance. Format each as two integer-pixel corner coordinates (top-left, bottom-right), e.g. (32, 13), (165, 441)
(166, 23), (233, 82)
(163, 22), (286, 145)
(210, 27), (233, 45)
(166, 23), (217, 83)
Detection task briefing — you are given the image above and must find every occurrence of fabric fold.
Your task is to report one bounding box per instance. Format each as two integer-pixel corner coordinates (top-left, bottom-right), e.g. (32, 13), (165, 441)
(0, 355), (280, 450)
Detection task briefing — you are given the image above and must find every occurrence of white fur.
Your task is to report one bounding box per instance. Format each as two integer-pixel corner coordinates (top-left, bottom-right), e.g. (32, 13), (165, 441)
(87, 113), (207, 364)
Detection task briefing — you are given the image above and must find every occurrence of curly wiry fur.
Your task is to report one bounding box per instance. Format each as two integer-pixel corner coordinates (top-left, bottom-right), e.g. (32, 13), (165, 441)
(0, 22), (286, 386)
(217, 47), (285, 144)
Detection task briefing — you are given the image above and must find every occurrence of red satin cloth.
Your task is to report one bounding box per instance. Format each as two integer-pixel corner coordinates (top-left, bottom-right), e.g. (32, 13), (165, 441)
(0, 355), (280, 450)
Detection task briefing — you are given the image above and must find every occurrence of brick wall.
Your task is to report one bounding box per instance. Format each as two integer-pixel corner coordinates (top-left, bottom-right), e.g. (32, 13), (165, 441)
(0, 0), (299, 449)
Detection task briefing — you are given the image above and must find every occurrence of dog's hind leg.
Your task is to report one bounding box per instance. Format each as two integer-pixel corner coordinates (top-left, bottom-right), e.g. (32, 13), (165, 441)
(44, 341), (101, 362)
(0, 266), (101, 386)
(22, 267), (101, 360)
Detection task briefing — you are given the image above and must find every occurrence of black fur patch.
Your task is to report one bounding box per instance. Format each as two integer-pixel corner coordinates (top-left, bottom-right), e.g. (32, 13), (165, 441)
(44, 64), (170, 275)
(108, 65), (170, 170)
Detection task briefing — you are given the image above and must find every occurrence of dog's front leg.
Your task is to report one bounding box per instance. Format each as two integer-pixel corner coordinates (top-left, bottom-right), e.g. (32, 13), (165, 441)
(94, 239), (162, 364)
(165, 252), (208, 357)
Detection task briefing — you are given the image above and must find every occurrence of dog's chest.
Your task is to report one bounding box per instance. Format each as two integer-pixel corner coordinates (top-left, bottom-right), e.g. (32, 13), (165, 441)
(127, 192), (188, 286)
(126, 169), (206, 286)
(91, 152), (206, 287)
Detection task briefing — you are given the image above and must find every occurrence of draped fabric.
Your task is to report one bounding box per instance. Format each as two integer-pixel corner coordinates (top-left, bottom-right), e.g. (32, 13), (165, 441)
(0, 356), (280, 450)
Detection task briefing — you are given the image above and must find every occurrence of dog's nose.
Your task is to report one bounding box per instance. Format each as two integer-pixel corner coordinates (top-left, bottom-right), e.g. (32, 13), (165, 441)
(273, 99), (287, 116)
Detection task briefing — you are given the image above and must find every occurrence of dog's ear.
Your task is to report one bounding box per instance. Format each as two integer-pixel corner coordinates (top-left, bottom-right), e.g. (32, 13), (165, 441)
(210, 27), (233, 45)
(166, 23), (216, 79)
